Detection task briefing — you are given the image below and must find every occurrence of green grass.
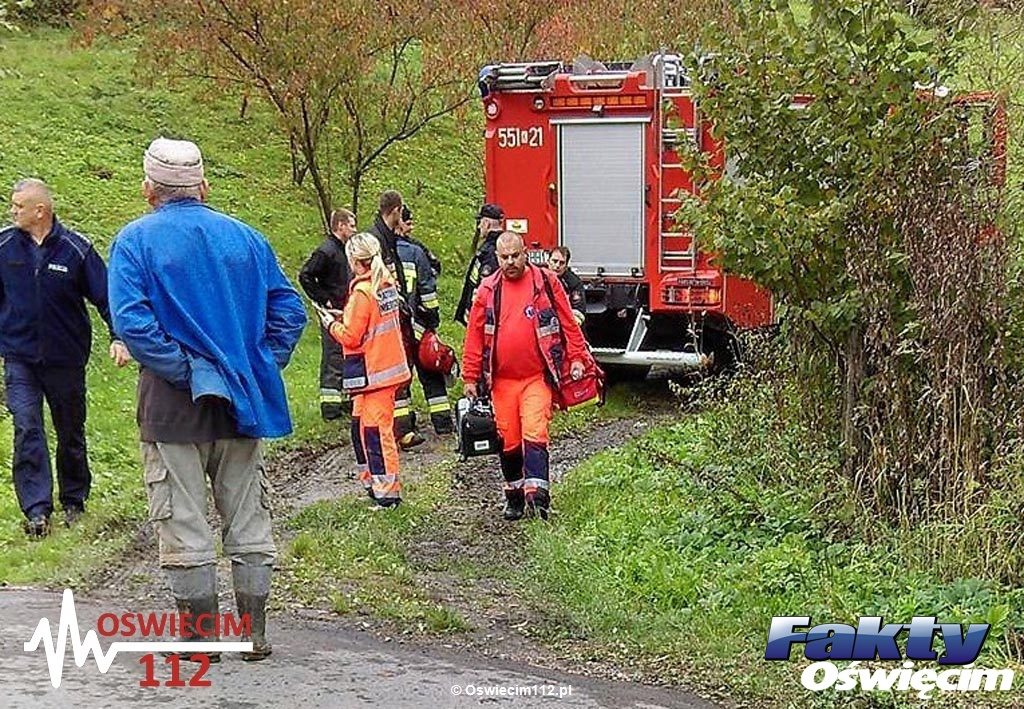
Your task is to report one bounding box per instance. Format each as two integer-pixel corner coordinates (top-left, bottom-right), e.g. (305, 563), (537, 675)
(521, 375), (1024, 706)
(0, 29), (482, 583)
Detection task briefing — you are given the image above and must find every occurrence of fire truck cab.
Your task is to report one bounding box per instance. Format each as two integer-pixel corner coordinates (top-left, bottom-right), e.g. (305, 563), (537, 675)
(477, 54), (774, 376)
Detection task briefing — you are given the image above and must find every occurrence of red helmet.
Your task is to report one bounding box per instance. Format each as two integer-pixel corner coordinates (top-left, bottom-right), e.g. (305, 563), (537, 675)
(418, 330), (458, 376)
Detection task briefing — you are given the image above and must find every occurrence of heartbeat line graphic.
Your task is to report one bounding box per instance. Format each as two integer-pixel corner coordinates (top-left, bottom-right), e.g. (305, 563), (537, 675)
(24, 589), (252, 688)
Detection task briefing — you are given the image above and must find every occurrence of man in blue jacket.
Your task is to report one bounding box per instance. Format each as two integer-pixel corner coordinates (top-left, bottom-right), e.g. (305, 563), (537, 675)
(108, 137), (306, 663)
(1, 178), (131, 538)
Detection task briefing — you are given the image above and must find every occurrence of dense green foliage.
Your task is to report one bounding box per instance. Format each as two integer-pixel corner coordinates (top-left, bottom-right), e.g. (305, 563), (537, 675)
(680, 0), (1022, 525)
(527, 359), (1024, 704)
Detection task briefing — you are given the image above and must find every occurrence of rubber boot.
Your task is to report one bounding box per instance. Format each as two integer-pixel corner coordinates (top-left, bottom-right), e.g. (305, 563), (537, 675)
(500, 448), (525, 521)
(232, 554), (273, 661)
(165, 565), (221, 663)
(525, 487), (551, 521)
(431, 412), (454, 435)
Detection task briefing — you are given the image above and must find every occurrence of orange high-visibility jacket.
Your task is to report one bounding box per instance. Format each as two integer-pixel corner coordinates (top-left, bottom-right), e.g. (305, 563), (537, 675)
(329, 273), (411, 393)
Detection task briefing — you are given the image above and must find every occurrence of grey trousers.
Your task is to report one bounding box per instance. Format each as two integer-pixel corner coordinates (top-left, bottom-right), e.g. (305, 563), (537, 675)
(141, 439), (275, 568)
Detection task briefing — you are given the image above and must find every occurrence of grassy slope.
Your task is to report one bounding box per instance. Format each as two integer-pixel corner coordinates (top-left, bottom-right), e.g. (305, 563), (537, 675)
(0, 30), (481, 583)
(526, 378), (1024, 706)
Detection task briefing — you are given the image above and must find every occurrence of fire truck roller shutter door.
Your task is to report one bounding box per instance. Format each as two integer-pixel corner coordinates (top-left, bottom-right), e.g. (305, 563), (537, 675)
(555, 118), (647, 277)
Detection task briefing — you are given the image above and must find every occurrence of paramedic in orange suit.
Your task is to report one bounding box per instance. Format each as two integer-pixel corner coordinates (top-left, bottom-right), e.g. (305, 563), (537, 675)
(322, 233), (411, 509)
(462, 232), (588, 521)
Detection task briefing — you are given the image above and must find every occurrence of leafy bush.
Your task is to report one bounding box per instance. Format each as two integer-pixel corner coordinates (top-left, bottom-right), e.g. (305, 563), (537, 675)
(678, 0), (1024, 526)
(527, 359), (1024, 704)
(10, 0), (80, 27)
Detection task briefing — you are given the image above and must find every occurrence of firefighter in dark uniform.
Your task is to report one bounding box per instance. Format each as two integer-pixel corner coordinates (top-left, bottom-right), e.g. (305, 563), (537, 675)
(547, 245), (586, 325)
(298, 208), (355, 420)
(394, 206), (453, 434)
(366, 190), (426, 449)
(455, 203), (504, 325)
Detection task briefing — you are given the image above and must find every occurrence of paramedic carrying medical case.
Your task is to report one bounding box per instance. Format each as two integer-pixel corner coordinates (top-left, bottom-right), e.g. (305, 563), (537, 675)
(456, 396), (503, 459)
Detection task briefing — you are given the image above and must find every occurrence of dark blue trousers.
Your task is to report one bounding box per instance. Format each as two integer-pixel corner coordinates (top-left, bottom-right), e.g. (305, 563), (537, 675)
(4, 358), (90, 519)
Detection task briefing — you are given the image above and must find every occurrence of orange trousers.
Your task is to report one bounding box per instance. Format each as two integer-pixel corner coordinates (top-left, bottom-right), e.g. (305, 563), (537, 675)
(350, 396), (369, 488)
(351, 386), (401, 504)
(492, 374), (552, 497)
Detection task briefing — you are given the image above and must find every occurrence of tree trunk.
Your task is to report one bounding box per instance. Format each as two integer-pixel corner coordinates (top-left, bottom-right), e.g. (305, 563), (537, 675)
(289, 133), (307, 186)
(842, 324), (869, 490)
(350, 171), (362, 223)
(295, 134), (332, 230)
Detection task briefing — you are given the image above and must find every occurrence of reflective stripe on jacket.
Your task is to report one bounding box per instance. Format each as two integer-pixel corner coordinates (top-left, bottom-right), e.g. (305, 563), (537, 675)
(329, 273), (411, 393)
(397, 236), (440, 334)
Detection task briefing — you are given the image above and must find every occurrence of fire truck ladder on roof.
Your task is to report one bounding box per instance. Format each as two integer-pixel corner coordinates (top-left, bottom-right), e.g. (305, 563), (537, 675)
(655, 53), (696, 271)
(485, 61), (563, 91)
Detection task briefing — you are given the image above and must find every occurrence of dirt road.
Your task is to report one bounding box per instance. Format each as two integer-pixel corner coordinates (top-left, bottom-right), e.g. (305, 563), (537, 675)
(0, 589), (711, 708)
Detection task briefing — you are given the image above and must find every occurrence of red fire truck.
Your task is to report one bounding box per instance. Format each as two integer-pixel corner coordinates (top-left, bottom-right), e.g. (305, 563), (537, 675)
(477, 54), (772, 376)
(477, 57), (1007, 377)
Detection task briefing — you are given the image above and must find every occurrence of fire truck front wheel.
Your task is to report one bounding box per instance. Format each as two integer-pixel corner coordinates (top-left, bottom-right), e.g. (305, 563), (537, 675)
(602, 364), (652, 384)
(702, 329), (742, 376)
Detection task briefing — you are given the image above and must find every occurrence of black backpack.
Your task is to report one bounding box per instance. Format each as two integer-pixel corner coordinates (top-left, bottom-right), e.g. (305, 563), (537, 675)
(456, 396), (503, 459)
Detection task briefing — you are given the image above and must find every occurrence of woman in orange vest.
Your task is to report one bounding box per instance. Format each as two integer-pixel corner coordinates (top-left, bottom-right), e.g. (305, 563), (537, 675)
(319, 233), (411, 508)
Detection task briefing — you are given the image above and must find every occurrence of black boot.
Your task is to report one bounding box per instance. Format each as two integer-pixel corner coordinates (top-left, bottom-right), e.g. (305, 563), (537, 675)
(165, 565), (221, 663)
(525, 488), (551, 521)
(431, 412), (454, 435)
(503, 492), (525, 521)
(500, 449), (525, 521)
(232, 557), (273, 661)
(320, 402), (344, 421)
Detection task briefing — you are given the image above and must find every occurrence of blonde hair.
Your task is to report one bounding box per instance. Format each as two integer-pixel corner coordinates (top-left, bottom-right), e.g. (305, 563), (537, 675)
(346, 232), (390, 293)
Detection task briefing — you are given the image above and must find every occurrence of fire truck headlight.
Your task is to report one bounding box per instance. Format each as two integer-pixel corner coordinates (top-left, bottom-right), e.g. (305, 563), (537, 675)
(533, 97), (544, 110)
(485, 100), (500, 119)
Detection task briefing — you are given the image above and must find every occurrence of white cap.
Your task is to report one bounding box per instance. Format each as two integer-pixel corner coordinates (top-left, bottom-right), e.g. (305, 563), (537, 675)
(143, 137), (205, 187)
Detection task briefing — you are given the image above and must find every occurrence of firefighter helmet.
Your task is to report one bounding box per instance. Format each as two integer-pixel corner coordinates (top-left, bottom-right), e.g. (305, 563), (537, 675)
(418, 330), (458, 376)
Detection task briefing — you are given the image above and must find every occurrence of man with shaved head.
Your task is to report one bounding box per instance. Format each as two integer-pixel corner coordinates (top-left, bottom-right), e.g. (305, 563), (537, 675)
(1, 178), (130, 537)
(461, 231), (589, 521)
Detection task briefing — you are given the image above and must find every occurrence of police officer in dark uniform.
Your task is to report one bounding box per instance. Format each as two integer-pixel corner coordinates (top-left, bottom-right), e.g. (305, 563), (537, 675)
(455, 203), (504, 326)
(2, 178), (130, 537)
(298, 208), (355, 421)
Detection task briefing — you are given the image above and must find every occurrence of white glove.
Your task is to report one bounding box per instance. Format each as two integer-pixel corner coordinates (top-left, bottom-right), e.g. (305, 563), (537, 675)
(314, 303), (337, 330)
